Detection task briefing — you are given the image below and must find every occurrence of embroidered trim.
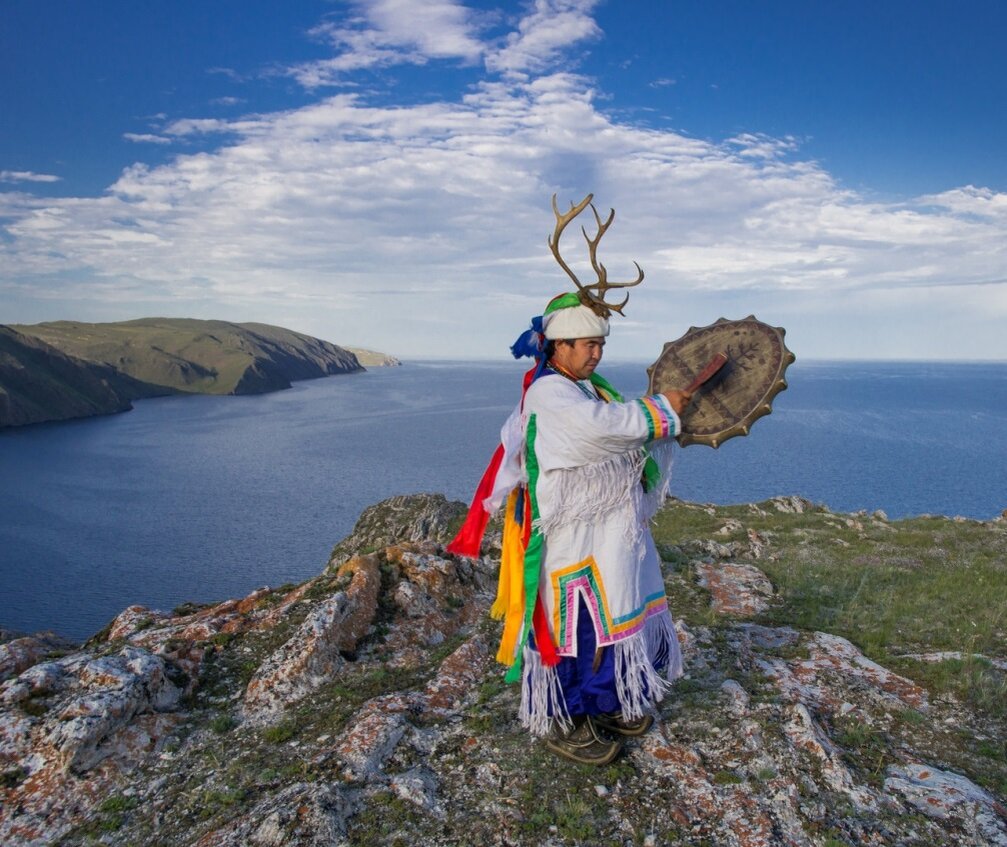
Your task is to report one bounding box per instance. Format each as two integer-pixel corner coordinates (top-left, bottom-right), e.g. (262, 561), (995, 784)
(634, 394), (676, 441)
(550, 557), (670, 651)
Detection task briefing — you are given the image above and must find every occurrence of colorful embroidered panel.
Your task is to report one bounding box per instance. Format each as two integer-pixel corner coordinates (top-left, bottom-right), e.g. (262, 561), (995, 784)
(550, 556), (668, 651)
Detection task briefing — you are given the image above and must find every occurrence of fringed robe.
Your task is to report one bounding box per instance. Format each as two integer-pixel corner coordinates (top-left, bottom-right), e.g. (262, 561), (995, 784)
(489, 370), (685, 736)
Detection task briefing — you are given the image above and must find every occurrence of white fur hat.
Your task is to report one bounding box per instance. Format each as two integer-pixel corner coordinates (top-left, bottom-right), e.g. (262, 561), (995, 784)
(541, 293), (610, 340)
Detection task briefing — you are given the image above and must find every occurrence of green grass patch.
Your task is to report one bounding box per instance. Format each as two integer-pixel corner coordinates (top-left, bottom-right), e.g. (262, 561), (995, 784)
(890, 655), (1007, 720)
(262, 720), (298, 744)
(76, 794), (142, 834)
(209, 713), (238, 734)
(653, 500), (1007, 723)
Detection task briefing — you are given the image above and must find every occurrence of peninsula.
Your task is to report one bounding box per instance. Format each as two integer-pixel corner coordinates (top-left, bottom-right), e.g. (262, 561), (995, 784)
(0, 318), (399, 428)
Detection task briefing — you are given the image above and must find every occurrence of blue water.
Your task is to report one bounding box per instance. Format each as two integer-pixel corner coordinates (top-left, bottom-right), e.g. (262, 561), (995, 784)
(1, 360), (1004, 641)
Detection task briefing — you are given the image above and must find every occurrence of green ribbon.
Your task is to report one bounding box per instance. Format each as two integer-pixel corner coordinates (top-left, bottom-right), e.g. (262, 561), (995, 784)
(505, 413), (544, 684)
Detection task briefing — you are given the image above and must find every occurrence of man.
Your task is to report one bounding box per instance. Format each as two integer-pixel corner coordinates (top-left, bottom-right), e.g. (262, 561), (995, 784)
(449, 196), (691, 765)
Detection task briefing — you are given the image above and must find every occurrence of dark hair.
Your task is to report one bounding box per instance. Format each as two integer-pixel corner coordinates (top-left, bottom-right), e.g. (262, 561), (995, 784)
(543, 339), (574, 360)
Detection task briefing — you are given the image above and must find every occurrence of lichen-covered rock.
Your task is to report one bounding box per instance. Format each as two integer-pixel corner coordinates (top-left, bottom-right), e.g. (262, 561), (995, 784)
(243, 555), (381, 722)
(1, 646), (180, 776)
(720, 678), (751, 717)
(714, 518), (746, 536)
(389, 766), (443, 815)
(331, 696), (411, 781)
(106, 605), (173, 641)
(3, 495), (1004, 847)
(751, 630), (928, 714)
(0, 646), (182, 845)
(0, 632), (77, 683)
(195, 782), (358, 847)
(422, 635), (492, 716)
(48, 649), (180, 773)
(696, 562), (775, 617)
(769, 495), (817, 514)
(376, 543), (495, 668)
(885, 763), (1007, 845)
(641, 732), (812, 846)
(783, 702), (878, 812)
(327, 493), (467, 569)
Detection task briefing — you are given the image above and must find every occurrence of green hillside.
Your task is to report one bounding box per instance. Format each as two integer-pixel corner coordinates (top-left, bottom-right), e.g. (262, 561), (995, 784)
(12, 318), (364, 397)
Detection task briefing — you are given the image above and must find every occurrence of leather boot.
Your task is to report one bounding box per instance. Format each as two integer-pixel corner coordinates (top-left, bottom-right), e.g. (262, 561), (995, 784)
(544, 716), (624, 765)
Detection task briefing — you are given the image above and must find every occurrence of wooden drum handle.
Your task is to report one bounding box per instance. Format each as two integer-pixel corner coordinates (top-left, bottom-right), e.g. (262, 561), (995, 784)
(684, 352), (728, 394)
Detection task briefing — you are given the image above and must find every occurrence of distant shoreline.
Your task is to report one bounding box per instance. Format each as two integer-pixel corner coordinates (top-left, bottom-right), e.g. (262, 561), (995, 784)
(1, 318), (399, 429)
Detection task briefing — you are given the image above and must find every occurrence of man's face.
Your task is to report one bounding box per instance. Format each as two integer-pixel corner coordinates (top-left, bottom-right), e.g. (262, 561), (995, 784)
(553, 337), (605, 380)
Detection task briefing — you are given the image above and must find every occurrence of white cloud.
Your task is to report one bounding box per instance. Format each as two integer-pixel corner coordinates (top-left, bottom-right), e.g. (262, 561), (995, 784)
(918, 185), (1007, 220)
(208, 67), (246, 82)
(727, 133), (801, 160)
(2, 2), (1006, 362)
(290, 0), (484, 85)
(485, 0), (602, 75)
(364, 0), (485, 59)
(163, 117), (233, 137)
(0, 170), (60, 183)
(123, 133), (173, 144)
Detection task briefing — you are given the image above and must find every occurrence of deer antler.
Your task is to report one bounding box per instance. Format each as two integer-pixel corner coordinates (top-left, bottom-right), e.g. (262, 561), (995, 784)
(548, 193), (645, 317)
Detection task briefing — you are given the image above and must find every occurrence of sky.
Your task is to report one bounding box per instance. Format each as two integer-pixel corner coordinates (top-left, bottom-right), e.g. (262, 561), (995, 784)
(2, 0), (1006, 362)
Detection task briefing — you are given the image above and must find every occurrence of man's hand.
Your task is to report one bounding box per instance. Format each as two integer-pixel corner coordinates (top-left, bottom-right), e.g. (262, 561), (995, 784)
(662, 389), (693, 415)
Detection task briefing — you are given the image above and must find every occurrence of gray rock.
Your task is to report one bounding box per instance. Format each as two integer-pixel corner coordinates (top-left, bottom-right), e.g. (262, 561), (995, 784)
(886, 763), (1007, 846)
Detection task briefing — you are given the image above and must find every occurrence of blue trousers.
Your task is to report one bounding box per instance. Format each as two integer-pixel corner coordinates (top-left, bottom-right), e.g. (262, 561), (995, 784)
(534, 597), (622, 716)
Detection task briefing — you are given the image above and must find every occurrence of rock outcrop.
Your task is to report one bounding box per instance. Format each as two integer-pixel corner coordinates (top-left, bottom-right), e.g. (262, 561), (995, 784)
(345, 347), (402, 367)
(2, 494), (1004, 846)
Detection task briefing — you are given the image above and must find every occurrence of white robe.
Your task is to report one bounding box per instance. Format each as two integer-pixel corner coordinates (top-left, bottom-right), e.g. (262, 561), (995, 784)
(508, 371), (685, 734)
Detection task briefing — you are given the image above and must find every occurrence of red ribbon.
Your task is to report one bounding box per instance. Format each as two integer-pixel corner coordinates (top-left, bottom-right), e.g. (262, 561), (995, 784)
(446, 442), (504, 558)
(446, 365), (540, 558)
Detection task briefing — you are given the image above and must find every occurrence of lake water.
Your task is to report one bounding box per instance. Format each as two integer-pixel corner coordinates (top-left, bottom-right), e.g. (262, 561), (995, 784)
(2, 359), (1005, 641)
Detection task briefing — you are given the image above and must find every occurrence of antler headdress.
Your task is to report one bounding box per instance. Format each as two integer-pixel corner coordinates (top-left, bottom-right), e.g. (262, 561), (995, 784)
(549, 193), (644, 318)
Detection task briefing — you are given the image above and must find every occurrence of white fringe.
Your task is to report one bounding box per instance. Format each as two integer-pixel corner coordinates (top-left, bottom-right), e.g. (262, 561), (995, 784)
(519, 646), (572, 738)
(535, 441), (677, 547)
(614, 613), (684, 721)
(535, 451), (647, 549)
(519, 613), (683, 734)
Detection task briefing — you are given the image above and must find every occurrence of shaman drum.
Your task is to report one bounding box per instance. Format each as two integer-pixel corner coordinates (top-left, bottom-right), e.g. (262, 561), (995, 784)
(647, 316), (795, 448)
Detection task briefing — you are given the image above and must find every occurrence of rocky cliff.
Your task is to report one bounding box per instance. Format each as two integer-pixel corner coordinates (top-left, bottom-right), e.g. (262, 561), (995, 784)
(1, 494), (1005, 846)
(345, 348), (402, 367)
(2, 319), (385, 427)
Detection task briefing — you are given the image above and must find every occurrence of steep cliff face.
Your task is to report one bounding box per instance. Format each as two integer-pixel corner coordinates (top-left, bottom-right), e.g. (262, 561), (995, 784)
(1, 495), (1005, 846)
(236, 322), (367, 389)
(0, 326), (134, 427)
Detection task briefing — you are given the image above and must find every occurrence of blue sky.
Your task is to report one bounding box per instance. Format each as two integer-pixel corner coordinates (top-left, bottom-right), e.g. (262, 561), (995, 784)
(2, 0), (1006, 361)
